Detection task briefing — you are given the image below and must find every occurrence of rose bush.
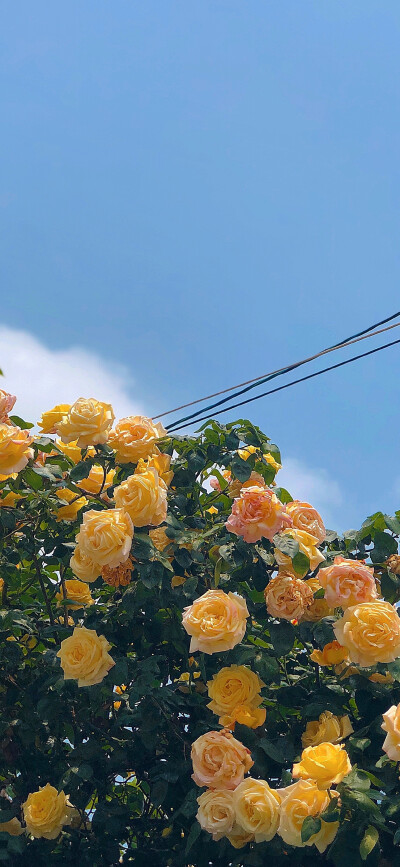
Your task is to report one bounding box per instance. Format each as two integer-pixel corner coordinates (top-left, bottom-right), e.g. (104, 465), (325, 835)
(1, 395), (400, 866)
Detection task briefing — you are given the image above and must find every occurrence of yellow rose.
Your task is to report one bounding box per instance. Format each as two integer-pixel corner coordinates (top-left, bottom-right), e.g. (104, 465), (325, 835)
(334, 600), (400, 668)
(237, 445), (281, 474)
(0, 424), (33, 474)
(227, 823), (255, 848)
(264, 572), (314, 621)
(109, 415), (167, 463)
(55, 579), (94, 610)
(286, 501), (326, 544)
(300, 577), (334, 622)
(196, 789), (236, 840)
(182, 589), (249, 654)
(56, 398), (114, 447)
(191, 729), (253, 789)
(55, 439), (83, 463)
(292, 742), (351, 789)
(76, 508), (133, 568)
(78, 464), (115, 495)
(56, 625), (115, 687)
(0, 817), (23, 836)
(207, 665), (264, 720)
(38, 405), (71, 434)
(310, 641), (350, 667)
(55, 488), (87, 522)
(302, 712), (353, 748)
(22, 783), (72, 839)
(278, 780), (339, 852)
(382, 703), (400, 760)
(70, 545), (100, 583)
(145, 450), (173, 486)
(114, 467), (167, 527)
(220, 704), (266, 730)
(274, 529), (325, 577)
(233, 777), (280, 842)
(149, 526), (172, 552)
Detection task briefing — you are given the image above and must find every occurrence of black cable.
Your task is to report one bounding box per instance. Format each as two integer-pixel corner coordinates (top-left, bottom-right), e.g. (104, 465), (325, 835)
(168, 337), (400, 432)
(165, 311), (400, 430)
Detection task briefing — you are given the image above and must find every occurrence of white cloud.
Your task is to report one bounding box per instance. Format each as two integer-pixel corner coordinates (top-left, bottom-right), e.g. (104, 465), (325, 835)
(278, 457), (344, 530)
(0, 325), (143, 424)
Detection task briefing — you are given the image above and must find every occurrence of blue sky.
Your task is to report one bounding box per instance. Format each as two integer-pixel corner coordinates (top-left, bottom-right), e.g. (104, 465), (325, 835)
(1, 1), (400, 530)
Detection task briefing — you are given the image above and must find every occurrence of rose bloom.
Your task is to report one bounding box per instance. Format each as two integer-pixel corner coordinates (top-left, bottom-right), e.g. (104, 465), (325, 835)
(55, 438), (83, 463)
(149, 526), (172, 552)
(57, 625), (115, 687)
(221, 704), (266, 731)
(274, 529), (325, 577)
(70, 545), (100, 583)
(233, 778), (281, 843)
(382, 704), (400, 760)
(114, 467), (167, 527)
(76, 508), (133, 568)
(300, 577), (334, 622)
(237, 445), (282, 474)
(55, 488), (87, 522)
(278, 780), (339, 853)
(191, 729), (253, 790)
(302, 712), (353, 748)
(310, 640), (350, 667)
(182, 589), (249, 654)
(0, 423), (34, 474)
(0, 389), (16, 424)
(109, 415), (167, 463)
(38, 404), (71, 434)
(227, 823), (255, 848)
(207, 665), (265, 719)
(0, 817), (23, 836)
(226, 485), (292, 544)
(334, 600), (400, 668)
(144, 450), (173, 487)
(78, 464), (115, 495)
(293, 742), (351, 789)
(55, 579), (94, 610)
(227, 472), (267, 500)
(318, 556), (378, 609)
(56, 398), (114, 447)
(196, 789), (236, 840)
(264, 572), (314, 621)
(22, 784), (72, 840)
(286, 500), (326, 544)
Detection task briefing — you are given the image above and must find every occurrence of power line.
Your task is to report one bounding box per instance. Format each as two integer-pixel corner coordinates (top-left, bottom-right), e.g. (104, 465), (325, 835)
(167, 336), (400, 432)
(154, 310), (400, 423)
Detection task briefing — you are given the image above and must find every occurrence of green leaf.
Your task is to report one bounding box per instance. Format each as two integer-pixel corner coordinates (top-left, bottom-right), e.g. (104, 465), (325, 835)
(23, 466), (44, 490)
(273, 534), (299, 558)
(185, 820), (201, 854)
(301, 815), (321, 843)
(360, 825), (379, 861)
(8, 415), (34, 429)
(343, 769), (371, 791)
(370, 530), (397, 563)
(259, 739), (286, 764)
(274, 487), (293, 504)
(292, 550), (310, 576)
(269, 621), (295, 655)
(69, 461), (92, 482)
(231, 454), (252, 482)
(384, 515), (400, 534)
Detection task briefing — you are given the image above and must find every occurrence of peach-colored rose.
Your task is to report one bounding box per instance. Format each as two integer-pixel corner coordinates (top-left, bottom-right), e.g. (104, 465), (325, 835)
(310, 641), (350, 667)
(0, 390), (16, 424)
(302, 712), (353, 748)
(382, 704), (400, 760)
(264, 572), (314, 621)
(191, 729), (253, 790)
(318, 556), (378, 609)
(278, 780), (339, 852)
(227, 472), (267, 500)
(109, 415), (167, 463)
(70, 545), (100, 583)
(114, 466), (167, 527)
(56, 398), (114, 447)
(226, 485), (292, 544)
(0, 424), (34, 474)
(274, 529), (325, 577)
(196, 789), (236, 840)
(38, 405), (71, 434)
(334, 600), (400, 668)
(285, 500), (326, 544)
(300, 577), (334, 622)
(210, 469), (231, 492)
(293, 742), (351, 789)
(76, 508), (133, 568)
(149, 526), (172, 552)
(182, 589), (249, 654)
(233, 777), (280, 842)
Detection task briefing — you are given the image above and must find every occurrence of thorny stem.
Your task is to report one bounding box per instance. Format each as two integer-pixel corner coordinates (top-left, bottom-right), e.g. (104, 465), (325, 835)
(34, 557), (55, 626)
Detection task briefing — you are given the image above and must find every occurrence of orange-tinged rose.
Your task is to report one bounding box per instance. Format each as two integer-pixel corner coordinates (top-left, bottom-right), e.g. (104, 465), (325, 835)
(196, 789), (236, 840)
(114, 467), (167, 527)
(57, 625), (114, 687)
(286, 501), (326, 544)
(144, 450), (173, 486)
(382, 704), (400, 760)
(274, 529), (325, 577)
(70, 545), (100, 583)
(302, 712), (353, 748)
(278, 780), (338, 852)
(318, 556), (378, 609)
(76, 508), (133, 568)
(370, 672), (394, 684)
(310, 641), (350, 667)
(233, 777), (280, 842)
(0, 390), (16, 424)
(109, 415), (167, 463)
(292, 742), (351, 789)
(38, 405), (71, 434)
(78, 464), (115, 495)
(0, 424), (33, 474)
(182, 589), (249, 654)
(55, 488), (87, 522)
(207, 665), (265, 721)
(149, 526), (172, 552)
(334, 600), (400, 667)
(22, 784), (72, 839)
(56, 398), (114, 447)
(55, 579), (93, 610)
(221, 704), (266, 730)
(191, 729), (253, 789)
(264, 572), (314, 621)
(300, 577), (334, 622)
(226, 485), (292, 544)
(228, 471), (267, 499)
